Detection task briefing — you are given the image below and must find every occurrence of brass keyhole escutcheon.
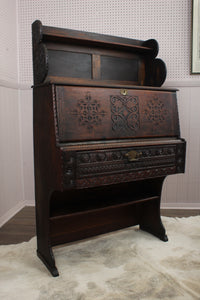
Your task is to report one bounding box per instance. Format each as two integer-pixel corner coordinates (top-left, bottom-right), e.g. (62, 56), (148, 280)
(120, 89), (128, 96)
(125, 150), (142, 162)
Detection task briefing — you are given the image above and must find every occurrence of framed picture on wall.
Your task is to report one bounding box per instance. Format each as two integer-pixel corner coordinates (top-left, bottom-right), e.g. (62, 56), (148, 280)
(192, 0), (200, 73)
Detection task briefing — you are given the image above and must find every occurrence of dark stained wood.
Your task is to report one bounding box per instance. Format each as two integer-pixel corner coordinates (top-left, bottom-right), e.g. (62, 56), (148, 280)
(48, 50), (92, 79)
(101, 56), (138, 81)
(1, 207), (199, 245)
(55, 86), (180, 143)
(92, 54), (101, 80)
(32, 20), (166, 86)
(32, 20), (186, 276)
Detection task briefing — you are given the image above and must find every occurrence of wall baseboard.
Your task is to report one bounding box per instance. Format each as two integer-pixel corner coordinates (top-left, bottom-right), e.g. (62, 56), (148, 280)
(0, 201), (26, 228)
(161, 203), (200, 209)
(26, 202), (200, 210)
(26, 200), (35, 206)
(0, 79), (31, 90)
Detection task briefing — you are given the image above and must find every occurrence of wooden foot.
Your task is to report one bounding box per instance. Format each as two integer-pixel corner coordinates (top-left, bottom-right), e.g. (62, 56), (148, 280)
(140, 224), (168, 242)
(139, 192), (168, 242)
(37, 248), (59, 277)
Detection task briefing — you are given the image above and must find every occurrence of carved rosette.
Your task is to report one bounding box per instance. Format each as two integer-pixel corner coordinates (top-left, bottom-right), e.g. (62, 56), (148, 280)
(144, 97), (169, 126)
(71, 93), (106, 131)
(110, 95), (140, 133)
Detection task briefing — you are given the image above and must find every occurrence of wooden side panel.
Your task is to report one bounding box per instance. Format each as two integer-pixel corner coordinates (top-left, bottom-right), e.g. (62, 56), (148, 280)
(33, 85), (62, 249)
(55, 86), (180, 143)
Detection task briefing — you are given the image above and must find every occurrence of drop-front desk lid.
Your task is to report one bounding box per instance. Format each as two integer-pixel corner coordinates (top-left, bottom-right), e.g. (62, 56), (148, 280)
(54, 85), (180, 144)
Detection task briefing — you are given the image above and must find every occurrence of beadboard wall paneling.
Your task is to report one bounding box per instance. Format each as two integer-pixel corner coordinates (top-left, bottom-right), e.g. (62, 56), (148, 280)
(0, 86), (24, 227)
(161, 86), (200, 209)
(19, 89), (35, 205)
(0, 0), (23, 226)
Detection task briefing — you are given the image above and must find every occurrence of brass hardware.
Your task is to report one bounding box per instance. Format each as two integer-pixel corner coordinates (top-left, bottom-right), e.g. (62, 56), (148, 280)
(120, 89), (128, 96)
(125, 150), (142, 162)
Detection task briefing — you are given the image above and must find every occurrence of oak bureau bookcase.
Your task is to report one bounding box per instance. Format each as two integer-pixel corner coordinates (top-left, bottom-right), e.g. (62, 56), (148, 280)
(32, 20), (186, 276)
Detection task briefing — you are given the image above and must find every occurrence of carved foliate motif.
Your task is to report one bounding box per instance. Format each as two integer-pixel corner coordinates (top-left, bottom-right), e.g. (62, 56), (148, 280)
(71, 93), (106, 131)
(62, 142), (186, 189)
(76, 166), (176, 189)
(76, 145), (176, 178)
(144, 97), (168, 126)
(110, 95), (140, 132)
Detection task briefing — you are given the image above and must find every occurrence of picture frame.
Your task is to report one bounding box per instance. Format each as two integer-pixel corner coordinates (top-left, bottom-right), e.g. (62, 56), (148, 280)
(191, 0), (200, 73)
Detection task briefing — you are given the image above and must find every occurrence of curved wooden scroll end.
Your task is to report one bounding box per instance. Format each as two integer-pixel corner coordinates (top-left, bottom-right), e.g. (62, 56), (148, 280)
(144, 58), (167, 87)
(32, 20), (48, 85)
(32, 20), (43, 44)
(153, 58), (167, 87)
(142, 39), (159, 58)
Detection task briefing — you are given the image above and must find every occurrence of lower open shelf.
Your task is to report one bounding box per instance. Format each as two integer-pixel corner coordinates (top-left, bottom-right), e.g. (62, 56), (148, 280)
(50, 180), (160, 218)
(49, 180), (161, 246)
(50, 195), (159, 246)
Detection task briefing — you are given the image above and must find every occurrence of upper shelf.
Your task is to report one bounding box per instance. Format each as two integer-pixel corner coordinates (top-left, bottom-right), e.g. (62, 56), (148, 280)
(32, 20), (167, 87)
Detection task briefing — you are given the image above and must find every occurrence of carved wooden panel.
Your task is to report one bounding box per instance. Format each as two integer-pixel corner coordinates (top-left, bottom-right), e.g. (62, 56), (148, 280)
(62, 142), (186, 189)
(110, 95), (140, 133)
(70, 92), (106, 131)
(144, 97), (169, 126)
(76, 166), (176, 189)
(76, 145), (176, 178)
(55, 86), (180, 143)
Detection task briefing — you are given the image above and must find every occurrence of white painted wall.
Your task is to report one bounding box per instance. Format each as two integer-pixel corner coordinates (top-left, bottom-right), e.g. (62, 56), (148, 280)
(1, 0), (200, 226)
(0, 0), (25, 226)
(162, 85), (200, 208)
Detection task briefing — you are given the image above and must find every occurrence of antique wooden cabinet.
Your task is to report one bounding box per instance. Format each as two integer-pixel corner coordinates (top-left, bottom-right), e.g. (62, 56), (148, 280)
(32, 20), (186, 276)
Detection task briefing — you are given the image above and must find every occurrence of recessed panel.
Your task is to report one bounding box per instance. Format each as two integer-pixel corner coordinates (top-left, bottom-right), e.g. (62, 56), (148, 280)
(101, 56), (138, 81)
(48, 50), (92, 79)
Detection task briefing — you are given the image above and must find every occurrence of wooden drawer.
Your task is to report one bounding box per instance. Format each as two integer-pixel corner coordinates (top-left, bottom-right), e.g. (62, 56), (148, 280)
(61, 141), (186, 189)
(55, 86), (180, 143)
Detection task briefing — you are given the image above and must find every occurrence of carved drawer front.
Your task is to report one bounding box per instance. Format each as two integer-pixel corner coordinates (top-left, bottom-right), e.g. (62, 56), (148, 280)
(55, 86), (179, 143)
(62, 142), (185, 189)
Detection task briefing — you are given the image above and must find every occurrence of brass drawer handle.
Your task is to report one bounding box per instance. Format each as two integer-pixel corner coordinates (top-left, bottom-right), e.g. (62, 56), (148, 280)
(125, 150), (142, 162)
(120, 89), (128, 96)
